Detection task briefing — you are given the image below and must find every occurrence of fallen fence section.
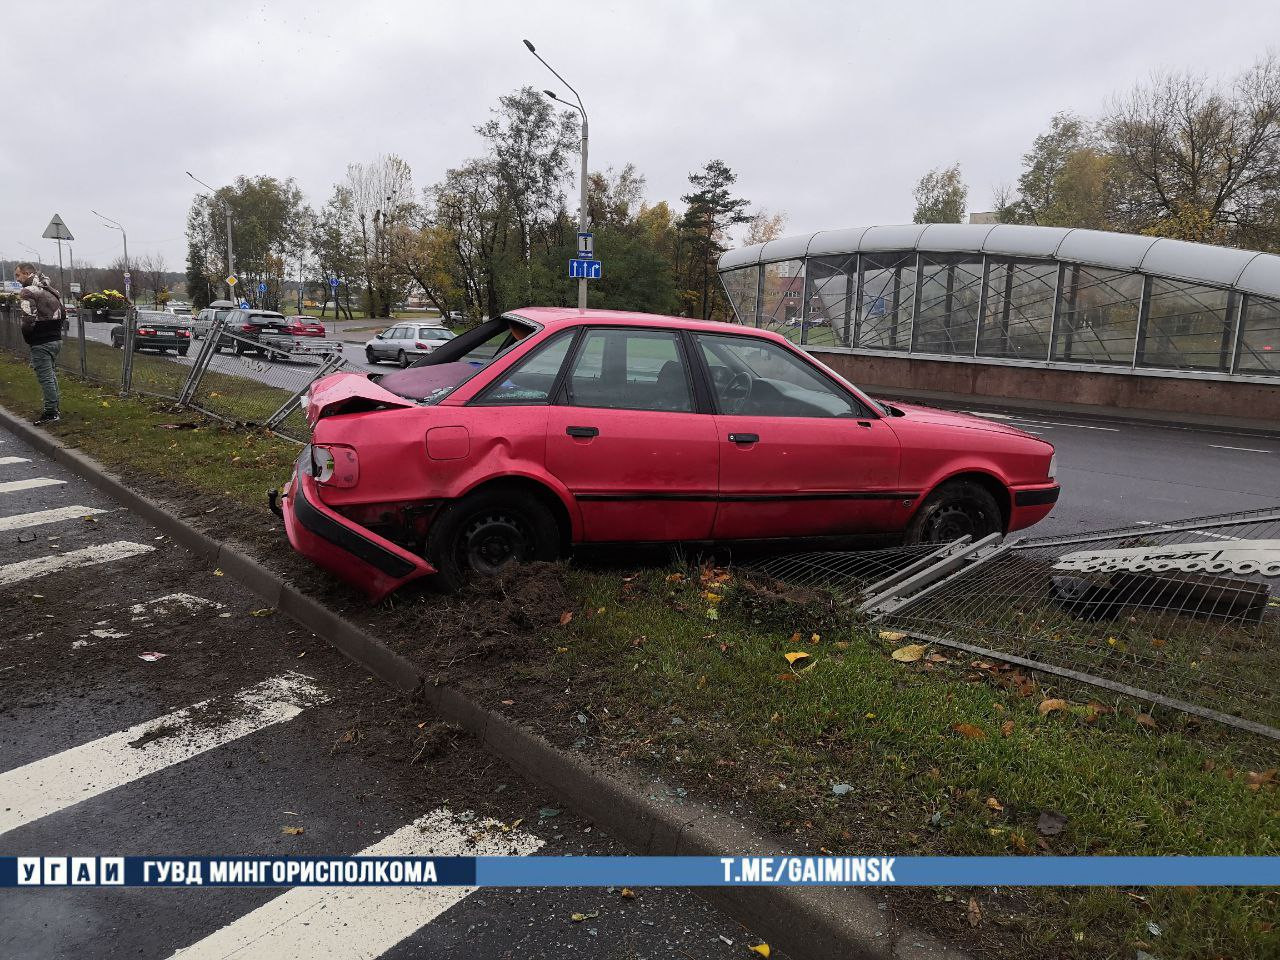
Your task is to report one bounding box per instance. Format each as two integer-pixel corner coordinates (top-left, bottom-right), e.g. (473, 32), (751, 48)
(0, 308), (348, 444)
(751, 507), (1280, 740)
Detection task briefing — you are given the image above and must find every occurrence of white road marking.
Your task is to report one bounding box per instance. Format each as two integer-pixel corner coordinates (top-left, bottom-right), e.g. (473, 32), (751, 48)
(1209, 444), (1271, 454)
(0, 505), (106, 532)
(0, 673), (326, 836)
(167, 808), (543, 960)
(0, 477), (65, 494)
(0, 456), (31, 466)
(0, 541), (155, 586)
(1135, 520), (1244, 542)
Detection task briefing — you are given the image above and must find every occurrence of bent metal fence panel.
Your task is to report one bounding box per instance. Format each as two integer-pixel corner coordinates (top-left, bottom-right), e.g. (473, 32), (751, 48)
(184, 327), (345, 441)
(751, 509), (1280, 739)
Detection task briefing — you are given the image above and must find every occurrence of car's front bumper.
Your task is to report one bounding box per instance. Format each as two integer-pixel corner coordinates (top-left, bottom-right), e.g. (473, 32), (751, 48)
(280, 467), (435, 602)
(1008, 482), (1061, 532)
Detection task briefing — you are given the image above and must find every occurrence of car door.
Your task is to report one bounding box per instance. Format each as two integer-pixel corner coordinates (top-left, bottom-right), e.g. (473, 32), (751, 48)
(544, 327), (720, 543)
(375, 325), (401, 359)
(693, 332), (904, 540)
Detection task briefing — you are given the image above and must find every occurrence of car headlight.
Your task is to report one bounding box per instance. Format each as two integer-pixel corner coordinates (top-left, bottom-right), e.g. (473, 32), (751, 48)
(312, 445), (336, 484)
(1047, 453), (1057, 480)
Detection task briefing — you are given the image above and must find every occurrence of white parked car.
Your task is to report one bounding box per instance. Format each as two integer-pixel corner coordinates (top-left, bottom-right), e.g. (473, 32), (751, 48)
(364, 323), (456, 367)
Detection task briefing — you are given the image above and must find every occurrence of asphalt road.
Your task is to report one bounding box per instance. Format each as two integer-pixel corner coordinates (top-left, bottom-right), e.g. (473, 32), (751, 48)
(0, 427), (778, 960)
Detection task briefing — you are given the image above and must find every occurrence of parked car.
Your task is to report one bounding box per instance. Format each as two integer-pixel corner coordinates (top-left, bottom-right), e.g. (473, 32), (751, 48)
(364, 323), (456, 367)
(285, 316), (327, 338)
(168, 303), (193, 319)
(192, 302), (237, 339)
(446, 310), (465, 324)
(110, 310), (193, 355)
(277, 308), (1060, 600)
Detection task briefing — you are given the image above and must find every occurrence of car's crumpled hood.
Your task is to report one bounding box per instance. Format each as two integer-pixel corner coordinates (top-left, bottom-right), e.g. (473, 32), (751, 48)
(880, 401), (1041, 440)
(375, 361), (479, 402)
(304, 372), (415, 426)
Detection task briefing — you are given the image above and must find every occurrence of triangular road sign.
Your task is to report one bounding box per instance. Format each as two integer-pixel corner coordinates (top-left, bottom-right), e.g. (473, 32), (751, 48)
(42, 214), (74, 241)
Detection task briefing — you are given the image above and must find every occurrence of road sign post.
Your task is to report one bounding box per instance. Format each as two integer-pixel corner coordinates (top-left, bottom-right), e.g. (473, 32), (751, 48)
(43, 214), (83, 374)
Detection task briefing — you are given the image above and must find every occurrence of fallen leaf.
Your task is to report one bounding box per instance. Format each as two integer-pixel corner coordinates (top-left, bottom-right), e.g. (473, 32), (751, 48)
(570, 911), (599, 923)
(777, 673), (799, 682)
(834, 641), (849, 650)
(789, 631), (802, 645)
(952, 722), (987, 740)
(703, 591), (723, 603)
(986, 796), (1004, 812)
(281, 826), (304, 836)
(1245, 770), (1276, 790)
(706, 607), (719, 620)
(500, 699), (514, 706)
(250, 608), (274, 617)
(1135, 713), (1158, 730)
(878, 630), (907, 642)
(1000, 720), (1015, 737)
(558, 611), (573, 626)
(555, 646), (569, 654)
(1038, 698), (1069, 715)
(809, 633), (820, 644)
(967, 896), (982, 927)
(783, 651), (812, 669)
(213, 568), (224, 576)
(749, 945), (771, 958)
(620, 887), (635, 899)
(137, 652), (167, 662)
(891, 643), (926, 663)
(1037, 810), (1068, 836)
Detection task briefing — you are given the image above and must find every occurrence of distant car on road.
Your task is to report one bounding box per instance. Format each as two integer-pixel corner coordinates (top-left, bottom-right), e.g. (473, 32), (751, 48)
(168, 303), (193, 319)
(285, 316), (327, 338)
(110, 310), (193, 356)
(446, 310), (465, 324)
(218, 309), (343, 360)
(281, 307), (1060, 599)
(192, 303), (236, 339)
(364, 323), (455, 367)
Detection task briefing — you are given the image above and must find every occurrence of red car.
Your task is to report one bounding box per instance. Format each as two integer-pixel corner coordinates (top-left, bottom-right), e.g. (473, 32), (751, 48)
(277, 308), (1059, 600)
(286, 316), (327, 338)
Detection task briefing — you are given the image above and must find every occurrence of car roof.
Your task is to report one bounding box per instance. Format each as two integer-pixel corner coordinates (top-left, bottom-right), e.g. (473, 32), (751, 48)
(504, 306), (778, 339)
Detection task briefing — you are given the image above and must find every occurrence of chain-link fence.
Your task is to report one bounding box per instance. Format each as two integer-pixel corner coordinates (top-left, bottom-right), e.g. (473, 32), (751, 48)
(0, 305), (346, 443)
(749, 509), (1280, 739)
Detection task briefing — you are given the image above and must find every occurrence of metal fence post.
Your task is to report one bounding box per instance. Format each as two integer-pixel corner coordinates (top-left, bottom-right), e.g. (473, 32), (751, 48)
(76, 310), (87, 377)
(120, 307), (137, 394)
(178, 317), (225, 406)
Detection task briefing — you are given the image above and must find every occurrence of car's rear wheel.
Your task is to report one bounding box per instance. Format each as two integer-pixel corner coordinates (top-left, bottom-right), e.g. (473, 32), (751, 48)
(426, 489), (560, 591)
(397, 349), (409, 368)
(905, 480), (1003, 545)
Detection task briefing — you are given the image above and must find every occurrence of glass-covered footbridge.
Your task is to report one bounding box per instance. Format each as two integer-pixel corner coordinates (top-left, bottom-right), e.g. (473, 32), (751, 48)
(717, 224), (1280, 379)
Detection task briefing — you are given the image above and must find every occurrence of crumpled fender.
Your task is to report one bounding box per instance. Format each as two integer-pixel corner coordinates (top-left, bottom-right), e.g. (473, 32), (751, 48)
(304, 372), (415, 426)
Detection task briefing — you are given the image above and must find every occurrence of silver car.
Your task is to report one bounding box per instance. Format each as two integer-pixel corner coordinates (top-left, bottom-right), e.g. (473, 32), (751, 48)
(364, 323), (456, 367)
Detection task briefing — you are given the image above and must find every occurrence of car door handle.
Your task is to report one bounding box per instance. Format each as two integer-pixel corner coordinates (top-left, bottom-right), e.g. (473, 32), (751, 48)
(566, 426), (599, 438)
(728, 433), (759, 444)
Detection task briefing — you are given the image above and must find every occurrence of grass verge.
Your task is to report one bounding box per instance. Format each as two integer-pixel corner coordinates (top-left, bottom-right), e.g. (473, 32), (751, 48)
(2, 349), (1276, 959)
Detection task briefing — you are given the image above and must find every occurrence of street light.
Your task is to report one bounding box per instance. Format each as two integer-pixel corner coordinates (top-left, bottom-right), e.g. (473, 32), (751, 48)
(524, 38), (590, 311)
(91, 210), (130, 301)
(17, 241), (42, 269)
(187, 171), (236, 302)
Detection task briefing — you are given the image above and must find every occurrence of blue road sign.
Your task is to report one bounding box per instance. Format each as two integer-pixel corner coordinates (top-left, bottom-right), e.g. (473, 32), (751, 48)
(329, 278), (340, 288)
(569, 258), (602, 280)
(239, 300), (250, 309)
(257, 282), (267, 293)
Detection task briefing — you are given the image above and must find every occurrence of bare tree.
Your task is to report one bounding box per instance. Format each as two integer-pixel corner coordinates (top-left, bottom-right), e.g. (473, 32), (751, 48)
(1104, 54), (1280, 244)
(136, 252), (168, 306)
(346, 154), (414, 317)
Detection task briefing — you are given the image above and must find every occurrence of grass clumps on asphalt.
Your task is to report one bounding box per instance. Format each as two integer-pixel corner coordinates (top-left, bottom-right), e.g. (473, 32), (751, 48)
(542, 564), (1280, 959)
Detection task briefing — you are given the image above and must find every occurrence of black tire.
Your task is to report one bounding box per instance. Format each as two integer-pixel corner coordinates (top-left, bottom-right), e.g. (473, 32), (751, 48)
(397, 349), (409, 368)
(425, 488), (561, 591)
(178, 347), (189, 357)
(365, 347), (377, 365)
(905, 480), (1004, 545)
(234, 342), (247, 356)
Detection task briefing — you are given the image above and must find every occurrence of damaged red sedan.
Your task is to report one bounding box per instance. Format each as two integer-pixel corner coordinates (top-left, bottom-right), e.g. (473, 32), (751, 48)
(277, 308), (1059, 600)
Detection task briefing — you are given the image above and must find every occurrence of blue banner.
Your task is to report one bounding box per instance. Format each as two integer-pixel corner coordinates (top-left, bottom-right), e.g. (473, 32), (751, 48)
(3, 855), (1277, 888)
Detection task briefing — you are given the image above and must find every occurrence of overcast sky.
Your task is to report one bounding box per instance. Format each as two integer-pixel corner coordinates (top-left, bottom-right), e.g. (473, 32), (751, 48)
(4, 0), (1277, 274)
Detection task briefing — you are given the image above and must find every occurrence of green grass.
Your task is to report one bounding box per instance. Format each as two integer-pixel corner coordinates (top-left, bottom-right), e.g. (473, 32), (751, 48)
(544, 567), (1280, 958)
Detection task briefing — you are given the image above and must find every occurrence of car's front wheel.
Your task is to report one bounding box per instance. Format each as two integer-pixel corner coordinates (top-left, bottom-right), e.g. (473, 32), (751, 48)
(397, 349), (409, 368)
(905, 480), (1003, 545)
(426, 489), (560, 591)
(365, 347), (377, 365)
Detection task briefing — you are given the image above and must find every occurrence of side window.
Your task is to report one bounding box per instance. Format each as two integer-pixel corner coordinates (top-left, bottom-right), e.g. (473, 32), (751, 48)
(566, 329), (693, 413)
(697, 334), (864, 418)
(473, 332), (575, 406)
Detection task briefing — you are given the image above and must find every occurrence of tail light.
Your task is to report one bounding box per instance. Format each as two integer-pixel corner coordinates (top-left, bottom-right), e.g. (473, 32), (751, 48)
(310, 444), (359, 487)
(179, 330), (192, 338)
(414, 341), (433, 351)
(137, 327), (155, 336)
(241, 323), (256, 332)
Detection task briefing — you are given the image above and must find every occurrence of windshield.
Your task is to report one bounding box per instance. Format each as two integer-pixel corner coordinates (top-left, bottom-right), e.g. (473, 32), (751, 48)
(418, 328), (453, 340)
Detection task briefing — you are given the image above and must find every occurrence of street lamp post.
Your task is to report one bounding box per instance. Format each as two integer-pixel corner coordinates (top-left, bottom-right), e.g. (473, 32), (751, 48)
(90, 211), (130, 299)
(524, 39), (590, 311)
(187, 172), (236, 302)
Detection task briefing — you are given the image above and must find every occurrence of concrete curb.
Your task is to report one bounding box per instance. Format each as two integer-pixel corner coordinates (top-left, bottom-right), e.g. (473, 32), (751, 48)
(0, 403), (967, 960)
